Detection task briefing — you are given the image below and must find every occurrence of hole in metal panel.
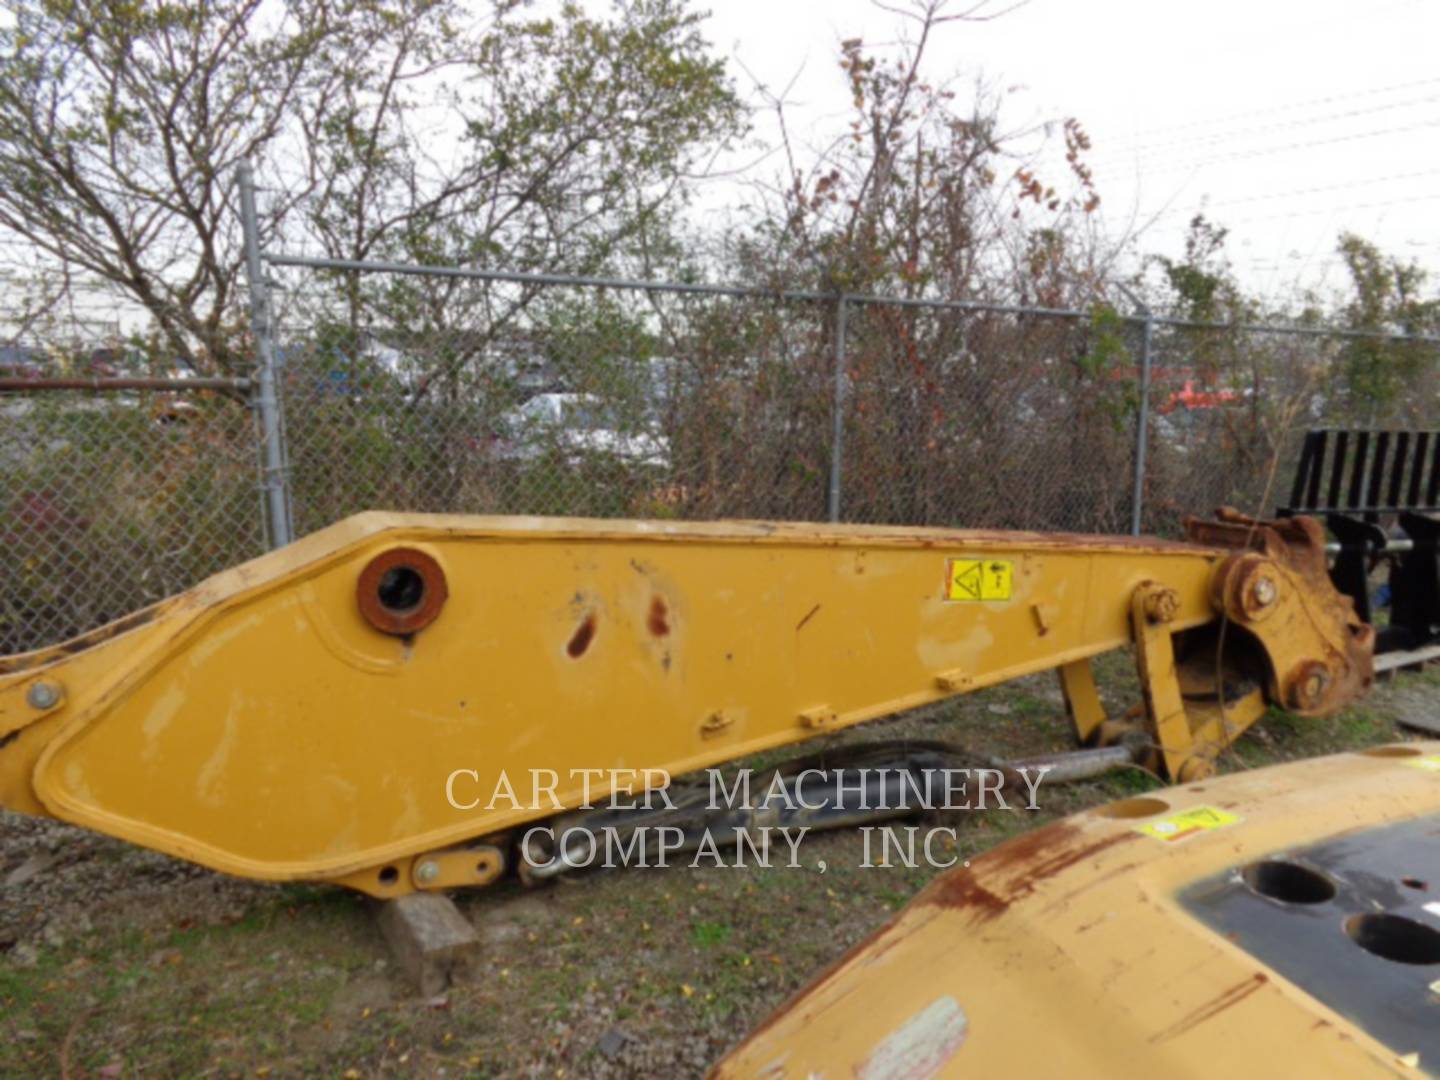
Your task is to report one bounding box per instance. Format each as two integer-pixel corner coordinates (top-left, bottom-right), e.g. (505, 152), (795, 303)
(1241, 860), (1336, 905)
(378, 865), (399, 887)
(377, 566), (426, 614)
(1345, 914), (1440, 965)
(1094, 796), (1170, 819)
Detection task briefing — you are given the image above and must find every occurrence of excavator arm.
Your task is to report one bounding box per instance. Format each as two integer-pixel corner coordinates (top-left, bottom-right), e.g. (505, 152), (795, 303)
(0, 510), (1371, 897)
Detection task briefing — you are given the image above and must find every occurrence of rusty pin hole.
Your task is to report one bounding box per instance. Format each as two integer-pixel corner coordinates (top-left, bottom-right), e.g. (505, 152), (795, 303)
(378, 865), (399, 886)
(357, 547), (448, 635)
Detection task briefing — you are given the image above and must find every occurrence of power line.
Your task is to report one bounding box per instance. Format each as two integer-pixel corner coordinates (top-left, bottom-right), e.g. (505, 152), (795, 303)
(1102, 75), (1440, 146)
(1139, 168), (1440, 225)
(1097, 92), (1440, 161)
(1143, 194), (1439, 289)
(1090, 117), (1440, 181)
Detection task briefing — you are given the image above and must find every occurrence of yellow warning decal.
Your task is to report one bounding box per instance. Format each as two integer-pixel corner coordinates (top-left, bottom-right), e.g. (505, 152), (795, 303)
(945, 558), (1013, 602)
(1135, 806), (1241, 844)
(1403, 755), (1440, 772)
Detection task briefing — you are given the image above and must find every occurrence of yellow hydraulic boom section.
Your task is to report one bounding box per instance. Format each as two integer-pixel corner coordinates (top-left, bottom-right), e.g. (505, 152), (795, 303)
(0, 510), (1371, 897)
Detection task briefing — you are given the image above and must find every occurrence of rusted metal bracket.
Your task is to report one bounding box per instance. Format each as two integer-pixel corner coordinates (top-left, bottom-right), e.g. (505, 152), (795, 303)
(1093, 509), (1376, 781)
(1187, 509), (1375, 714)
(1126, 581), (1267, 782)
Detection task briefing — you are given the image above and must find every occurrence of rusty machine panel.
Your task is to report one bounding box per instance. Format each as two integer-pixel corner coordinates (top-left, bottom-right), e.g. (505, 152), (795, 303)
(716, 743), (1440, 1078)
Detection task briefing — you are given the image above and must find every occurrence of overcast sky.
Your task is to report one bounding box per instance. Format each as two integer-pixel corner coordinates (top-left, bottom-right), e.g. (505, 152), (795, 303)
(696, 0), (1439, 305)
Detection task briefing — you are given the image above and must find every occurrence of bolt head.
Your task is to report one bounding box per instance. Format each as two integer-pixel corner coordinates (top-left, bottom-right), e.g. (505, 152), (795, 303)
(1251, 576), (1277, 607)
(1144, 588), (1180, 624)
(26, 682), (61, 710)
(1288, 662), (1332, 711)
(415, 860), (440, 884)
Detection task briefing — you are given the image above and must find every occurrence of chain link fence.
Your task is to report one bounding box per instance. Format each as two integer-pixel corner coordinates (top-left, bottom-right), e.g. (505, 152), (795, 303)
(267, 260), (1440, 543)
(266, 274), (1145, 536)
(0, 381), (265, 654)
(265, 264), (1152, 538)
(841, 302), (1138, 533)
(5, 243), (1439, 654)
(271, 280), (839, 532)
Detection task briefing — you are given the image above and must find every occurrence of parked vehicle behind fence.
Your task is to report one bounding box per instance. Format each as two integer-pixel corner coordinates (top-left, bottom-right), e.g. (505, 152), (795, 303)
(494, 392), (670, 466)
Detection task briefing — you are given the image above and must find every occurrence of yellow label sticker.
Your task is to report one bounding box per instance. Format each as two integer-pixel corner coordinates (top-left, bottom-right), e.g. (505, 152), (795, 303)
(1403, 755), (1440, 772)
(945, 558), (1013, 602)
(1135, 806), (1241, 844)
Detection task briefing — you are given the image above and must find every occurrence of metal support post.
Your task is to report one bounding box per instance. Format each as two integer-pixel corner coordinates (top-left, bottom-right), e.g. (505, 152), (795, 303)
(828, 294), (849, 523)
(238, 161), (294, 548)
(1130, 313), (1155, 536)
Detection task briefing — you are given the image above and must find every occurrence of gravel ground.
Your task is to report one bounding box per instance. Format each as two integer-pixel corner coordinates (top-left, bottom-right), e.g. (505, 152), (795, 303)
(0, 811), (273, 966)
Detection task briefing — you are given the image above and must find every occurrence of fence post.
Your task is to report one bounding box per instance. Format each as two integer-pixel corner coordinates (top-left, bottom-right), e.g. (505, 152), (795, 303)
(1130, 311), (1155, 536)
(828, 293), (849, 523)
(238, 161), (294, 548)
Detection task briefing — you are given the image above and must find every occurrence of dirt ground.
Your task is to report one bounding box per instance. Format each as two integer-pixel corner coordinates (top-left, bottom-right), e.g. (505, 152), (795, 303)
(2, 658), (1435, 1078)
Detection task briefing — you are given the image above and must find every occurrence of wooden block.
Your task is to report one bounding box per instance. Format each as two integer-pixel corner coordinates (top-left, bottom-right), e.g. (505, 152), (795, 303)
(372, 892), (479, 996)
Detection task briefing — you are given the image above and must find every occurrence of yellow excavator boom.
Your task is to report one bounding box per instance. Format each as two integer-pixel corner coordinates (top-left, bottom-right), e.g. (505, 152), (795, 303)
(0, 510), (1371, 896)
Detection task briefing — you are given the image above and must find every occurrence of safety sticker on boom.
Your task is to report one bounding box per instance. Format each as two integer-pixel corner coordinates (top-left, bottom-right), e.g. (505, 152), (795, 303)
(945, 558), (1013, 602)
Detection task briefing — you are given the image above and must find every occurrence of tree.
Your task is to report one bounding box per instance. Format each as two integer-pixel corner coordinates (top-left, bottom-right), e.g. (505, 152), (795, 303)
(303, 0), (746, 403)
(1150, 214), (1254, 399)
(1153, 214), (1250, 327)
(309, 0), (743, 270)
(0, 0), (351, 372)
(708, 0), (1109, 526)
(0, 0), (744, 375)
(1335, 232), (1440, 418)
(731, 0), (1099, 300)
